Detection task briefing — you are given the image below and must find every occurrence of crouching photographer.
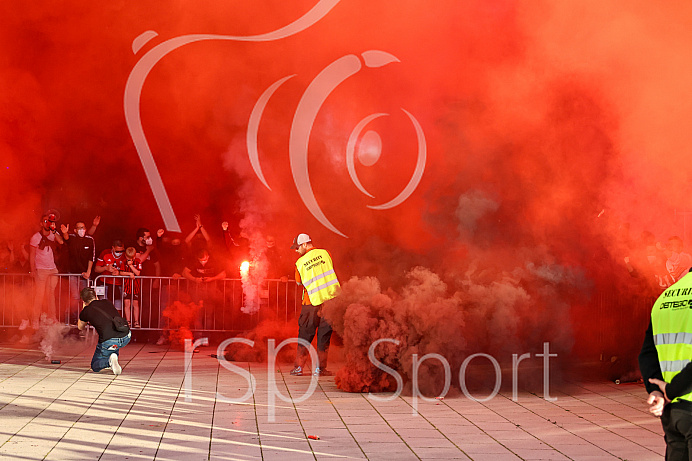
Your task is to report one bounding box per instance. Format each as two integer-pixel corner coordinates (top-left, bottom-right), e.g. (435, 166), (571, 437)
(77, 287), (131, 375)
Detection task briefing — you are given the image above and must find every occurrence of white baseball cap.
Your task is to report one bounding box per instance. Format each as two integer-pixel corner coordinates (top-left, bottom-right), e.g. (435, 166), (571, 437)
(290, 233), (311, 249)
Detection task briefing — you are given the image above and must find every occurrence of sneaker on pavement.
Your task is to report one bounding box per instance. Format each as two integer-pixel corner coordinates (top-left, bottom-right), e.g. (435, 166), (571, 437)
(289, 366), (303, 376)
(109, 353), (122, 375)
(18, 319), (29, 331)
(314, 367), (333, 377)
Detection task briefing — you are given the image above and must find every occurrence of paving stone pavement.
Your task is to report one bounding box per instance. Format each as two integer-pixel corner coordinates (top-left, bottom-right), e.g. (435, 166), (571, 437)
(0, 341), (665, 460)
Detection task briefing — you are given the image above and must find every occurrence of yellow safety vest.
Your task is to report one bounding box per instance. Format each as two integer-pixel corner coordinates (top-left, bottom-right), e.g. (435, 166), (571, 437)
(652, 271), (692, 403)
(296, 248), (341, 305)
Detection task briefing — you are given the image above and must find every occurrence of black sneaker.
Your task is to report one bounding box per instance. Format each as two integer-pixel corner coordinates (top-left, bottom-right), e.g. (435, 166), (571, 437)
(290, 366), (303, 376)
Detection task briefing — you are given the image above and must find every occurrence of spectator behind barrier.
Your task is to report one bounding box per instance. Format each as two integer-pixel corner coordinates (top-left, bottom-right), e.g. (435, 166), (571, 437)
(60, 220), (97, 323)
(26, 213), (64, 329)
(122, 247), (142, 328)
(157, 229), (186, 278)
(94, 240), (126, 311)
(665, 236), (692, 283)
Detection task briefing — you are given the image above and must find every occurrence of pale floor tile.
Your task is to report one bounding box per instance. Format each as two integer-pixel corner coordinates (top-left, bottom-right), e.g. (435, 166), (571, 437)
(0, 342), (669, 460)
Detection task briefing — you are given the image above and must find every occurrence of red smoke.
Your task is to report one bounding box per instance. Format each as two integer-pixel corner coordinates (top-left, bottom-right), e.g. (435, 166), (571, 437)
(324, 262), (580, 394)
(223, 318), (297, 363)
(2, 0), (692, 389)
(162, 301), (201, 350)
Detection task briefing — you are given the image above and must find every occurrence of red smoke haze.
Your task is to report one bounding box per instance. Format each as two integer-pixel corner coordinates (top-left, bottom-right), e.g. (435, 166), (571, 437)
(2, 0), (692, 388)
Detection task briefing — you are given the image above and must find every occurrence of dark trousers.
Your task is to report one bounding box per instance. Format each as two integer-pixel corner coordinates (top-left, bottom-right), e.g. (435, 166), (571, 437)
(295, 304), (332, 369)
(662, 402), (692, 460)
(105, 284), (122, 311)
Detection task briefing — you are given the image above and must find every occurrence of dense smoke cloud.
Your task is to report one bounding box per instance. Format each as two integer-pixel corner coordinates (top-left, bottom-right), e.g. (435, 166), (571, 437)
(323, 257), (580, 394)
(1, 0), (692, 387)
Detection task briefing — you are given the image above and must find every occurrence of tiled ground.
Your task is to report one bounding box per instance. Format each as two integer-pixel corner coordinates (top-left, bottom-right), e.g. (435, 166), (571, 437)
(0, 340), (665, 460)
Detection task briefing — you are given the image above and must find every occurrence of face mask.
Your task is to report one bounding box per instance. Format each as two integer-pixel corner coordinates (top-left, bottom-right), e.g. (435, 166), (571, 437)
(113, 251), (123, 258)
(144, 237), (153, 246)
(199, 258), (209, 266)
(77, 229), (86, 237)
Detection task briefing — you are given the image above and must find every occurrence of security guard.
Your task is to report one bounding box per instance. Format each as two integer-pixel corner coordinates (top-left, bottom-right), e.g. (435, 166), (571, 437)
(289, 233), (341, 376)
(640, 270), (692, 459)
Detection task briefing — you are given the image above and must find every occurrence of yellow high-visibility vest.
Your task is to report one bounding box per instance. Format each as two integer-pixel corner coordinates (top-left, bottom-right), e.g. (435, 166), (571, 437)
(296, 248), (341, 305)
(652, 271), (692, 403)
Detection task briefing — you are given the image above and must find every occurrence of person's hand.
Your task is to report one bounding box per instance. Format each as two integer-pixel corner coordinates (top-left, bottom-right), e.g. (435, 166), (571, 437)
(221, 221), (229, 231)
(649, 378), (670, 401)
(153, 279), (160, 289)
(81, 271), (90, 280)
(60, 224), (69, 234)
(195, 277), (203, 283)
(280, 276), (288, 283)
(647, 390), (666, 417)
(624, 256), (630, 264)
(128, 273), (135, 279)
(157, 228), (165, 238)
(172, 273), (181, 280)
(113, 269), (120, 276)
(92, 216), (101, 226)
(194, 214), (202, 228)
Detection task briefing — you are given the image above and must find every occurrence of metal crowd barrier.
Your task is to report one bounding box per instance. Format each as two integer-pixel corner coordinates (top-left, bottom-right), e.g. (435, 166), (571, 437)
(0, 273), (33, 327)
(0, 273), (302, 332)
(0, 271), (660, 359)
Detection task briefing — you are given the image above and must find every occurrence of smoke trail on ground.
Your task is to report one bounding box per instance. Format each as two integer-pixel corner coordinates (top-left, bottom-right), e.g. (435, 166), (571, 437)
(223, 318), (296, 363)
(38, 316), (71, 361)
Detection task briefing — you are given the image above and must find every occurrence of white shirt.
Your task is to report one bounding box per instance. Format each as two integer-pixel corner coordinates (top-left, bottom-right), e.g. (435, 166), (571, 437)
(30, 231), (57, 270)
